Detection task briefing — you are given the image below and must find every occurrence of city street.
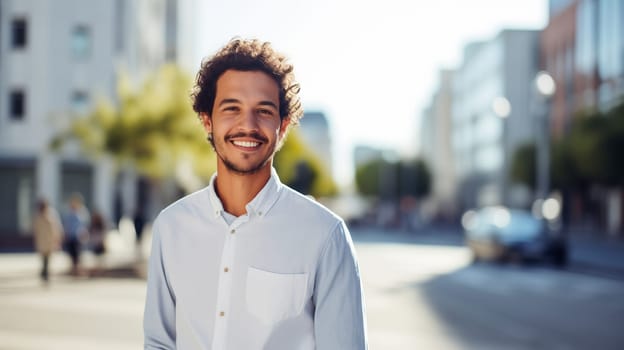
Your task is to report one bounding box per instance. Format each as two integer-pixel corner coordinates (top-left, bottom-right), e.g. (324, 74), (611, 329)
(1, 228), (624, 349)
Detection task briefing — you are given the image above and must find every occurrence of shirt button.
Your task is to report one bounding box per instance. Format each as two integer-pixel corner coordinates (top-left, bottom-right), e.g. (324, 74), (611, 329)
(258, 211), (263, 216)
(220, 311), (225, 317)
(224, 267), (229, 272)
(230, 229), (235, 234)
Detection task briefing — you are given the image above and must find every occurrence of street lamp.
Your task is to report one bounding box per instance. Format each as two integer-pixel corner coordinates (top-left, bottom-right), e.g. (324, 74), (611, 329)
(534, 71), (556, 203)
(492, 96), (511, 206)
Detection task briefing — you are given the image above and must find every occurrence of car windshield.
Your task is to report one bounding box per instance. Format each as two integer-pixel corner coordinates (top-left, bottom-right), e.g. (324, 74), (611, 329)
(498, 211), (542, 239)
(469, 208), (543, 240)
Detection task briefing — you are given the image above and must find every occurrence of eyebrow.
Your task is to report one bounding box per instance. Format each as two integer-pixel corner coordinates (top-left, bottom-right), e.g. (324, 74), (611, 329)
(218, 98), (278, 110)
(258, 101), (279, 110)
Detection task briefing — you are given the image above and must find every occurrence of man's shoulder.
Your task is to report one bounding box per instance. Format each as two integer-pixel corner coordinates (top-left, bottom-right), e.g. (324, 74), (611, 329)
(278, 185), (343, 227)
(155, 187), (210, 225)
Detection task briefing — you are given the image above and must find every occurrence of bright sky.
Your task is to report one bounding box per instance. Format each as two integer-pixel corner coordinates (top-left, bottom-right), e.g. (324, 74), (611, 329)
(195, 0), (548, 187)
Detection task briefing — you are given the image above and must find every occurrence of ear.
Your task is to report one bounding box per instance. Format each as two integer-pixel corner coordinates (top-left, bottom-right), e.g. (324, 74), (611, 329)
(278, 117), (290, 139)
(199, 112), (212, 133)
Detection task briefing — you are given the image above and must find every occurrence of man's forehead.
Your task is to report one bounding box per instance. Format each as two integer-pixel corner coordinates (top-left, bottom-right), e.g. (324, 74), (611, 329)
(215, 70), (279, 100)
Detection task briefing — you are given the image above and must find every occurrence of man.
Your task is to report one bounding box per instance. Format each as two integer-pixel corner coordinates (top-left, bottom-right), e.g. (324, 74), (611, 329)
(62, 193), (90, 276)
(144, 38), (367, 349)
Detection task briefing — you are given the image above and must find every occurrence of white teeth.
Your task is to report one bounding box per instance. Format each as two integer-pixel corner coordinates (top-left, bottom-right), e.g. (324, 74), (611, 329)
(233, 140), (260, 148)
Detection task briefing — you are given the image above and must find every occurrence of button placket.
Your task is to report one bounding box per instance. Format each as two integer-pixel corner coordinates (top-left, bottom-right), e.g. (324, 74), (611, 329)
(212, 223), (238, 348)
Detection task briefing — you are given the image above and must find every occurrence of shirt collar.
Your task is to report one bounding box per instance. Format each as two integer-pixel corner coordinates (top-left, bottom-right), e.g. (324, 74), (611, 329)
(207, 167), (283, 219)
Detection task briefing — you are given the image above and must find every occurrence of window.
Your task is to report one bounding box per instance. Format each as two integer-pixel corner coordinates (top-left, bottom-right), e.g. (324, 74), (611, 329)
(71, 91), (89, 114)
(115, 0), (125, 53)
(12, 18), (27, 49)
(10, 90), (26, 120)
(71, 25), (91, 59)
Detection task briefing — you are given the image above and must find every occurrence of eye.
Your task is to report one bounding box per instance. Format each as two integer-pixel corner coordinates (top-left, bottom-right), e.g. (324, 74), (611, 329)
(222, 105), (239, 112)
(257, 108), (275, 116)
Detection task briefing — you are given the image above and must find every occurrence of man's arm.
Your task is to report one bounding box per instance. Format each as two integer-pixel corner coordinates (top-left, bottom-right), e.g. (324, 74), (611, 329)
(313, 221), (368, 349)
(144, 222), (176, 349)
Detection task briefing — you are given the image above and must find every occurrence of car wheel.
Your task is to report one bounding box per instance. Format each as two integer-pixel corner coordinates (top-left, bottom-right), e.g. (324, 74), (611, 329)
(552, 247), (568, 268)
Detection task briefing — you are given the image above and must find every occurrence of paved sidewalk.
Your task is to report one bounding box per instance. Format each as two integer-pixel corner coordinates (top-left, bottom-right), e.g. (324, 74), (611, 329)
(0, 219), (151, 285)
(567, 230), (624, 279)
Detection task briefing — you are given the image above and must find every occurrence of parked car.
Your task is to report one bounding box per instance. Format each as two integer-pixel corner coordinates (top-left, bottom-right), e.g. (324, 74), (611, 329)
(462, 206), (567, 266)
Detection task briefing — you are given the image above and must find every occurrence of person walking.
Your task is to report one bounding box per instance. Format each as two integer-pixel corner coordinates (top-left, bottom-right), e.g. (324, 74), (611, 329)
(33, 198), (63, 282)
(62, 193), (90, 276)
(89, 210), (107, 275)
(144, 38), (367, 349)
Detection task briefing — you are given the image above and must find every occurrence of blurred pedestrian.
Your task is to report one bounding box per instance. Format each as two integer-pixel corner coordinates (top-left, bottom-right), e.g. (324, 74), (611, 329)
(144, 38), (367, 349)
(89, 210), (107, 274)
(133, 206), (146, 245)
(62, 193), (90, 276)
(32, 198), (63, 282)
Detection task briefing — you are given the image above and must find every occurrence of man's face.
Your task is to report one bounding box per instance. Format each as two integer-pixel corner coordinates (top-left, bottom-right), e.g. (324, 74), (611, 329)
(201, 70), (288, 175)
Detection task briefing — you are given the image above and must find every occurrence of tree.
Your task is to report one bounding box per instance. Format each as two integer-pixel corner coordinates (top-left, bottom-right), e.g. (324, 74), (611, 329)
(601, 102), (624, 186)
(273, 129), (338, 197)
(398, 159), (431, 198)
(354, 158), (385, 197)
(52, 65), (339, 198)
(355, 157), (431, 199)
(52, 64), (215, 181)
(510, 143), (536, 189)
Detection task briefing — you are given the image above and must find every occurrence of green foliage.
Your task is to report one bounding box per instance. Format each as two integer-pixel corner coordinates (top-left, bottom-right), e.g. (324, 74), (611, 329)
(398, 159), (431, 198)
(52, 64), (215, 180)
(512, 100), (624, 192)
(355, 157), (431, 199)
(601, 103), (624, 185)
(551, 137), (582, 189)
(510, 143), (536, 189)
(273, 130), (338, 197)
(567, 112), (609, 183)
(52, 64), (339, 195)
(562, 102), (624, 187)
(354, 158), (384, 197)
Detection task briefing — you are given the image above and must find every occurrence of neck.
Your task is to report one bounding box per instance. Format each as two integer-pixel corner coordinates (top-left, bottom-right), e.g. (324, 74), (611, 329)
(214, 162), (272, 217)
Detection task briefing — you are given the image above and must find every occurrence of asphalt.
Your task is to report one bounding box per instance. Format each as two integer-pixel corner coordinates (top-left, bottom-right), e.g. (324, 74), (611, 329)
(351, 224), (624, 281)
(1, 223), (624, 282)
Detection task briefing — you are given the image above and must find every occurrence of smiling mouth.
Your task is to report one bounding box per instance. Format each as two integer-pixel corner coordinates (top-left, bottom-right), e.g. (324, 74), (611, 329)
(232, 140), (261, 148)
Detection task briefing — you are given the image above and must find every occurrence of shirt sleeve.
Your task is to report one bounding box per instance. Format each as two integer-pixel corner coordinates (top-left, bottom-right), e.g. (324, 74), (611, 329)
(144, 221), (177, 349)
(313, 220), (368, 349)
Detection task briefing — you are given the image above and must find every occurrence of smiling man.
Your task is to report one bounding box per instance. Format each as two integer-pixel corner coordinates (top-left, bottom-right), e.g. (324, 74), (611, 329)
(143, 38), (367, 350)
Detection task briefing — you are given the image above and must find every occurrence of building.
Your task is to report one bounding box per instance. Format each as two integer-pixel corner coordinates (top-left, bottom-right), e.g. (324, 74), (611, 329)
(541, 0), (578, 137)
(299, 111), (333, 174)
(420, 69), (456, 220)
(452, 30), (540, 211)
(542, 0), (624, 233)
(0, 0), (195, 242)
(542, 0), (624, 135)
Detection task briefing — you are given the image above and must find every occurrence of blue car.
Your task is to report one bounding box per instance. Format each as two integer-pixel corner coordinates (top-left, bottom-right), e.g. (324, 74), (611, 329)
(462, 206), (567, 266)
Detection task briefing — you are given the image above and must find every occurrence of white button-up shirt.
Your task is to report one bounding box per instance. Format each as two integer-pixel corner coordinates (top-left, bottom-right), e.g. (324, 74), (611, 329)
(144, 169), (367, 349)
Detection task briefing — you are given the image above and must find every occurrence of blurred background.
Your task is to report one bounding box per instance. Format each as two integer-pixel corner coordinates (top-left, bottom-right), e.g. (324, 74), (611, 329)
(1, 0), (623, 349)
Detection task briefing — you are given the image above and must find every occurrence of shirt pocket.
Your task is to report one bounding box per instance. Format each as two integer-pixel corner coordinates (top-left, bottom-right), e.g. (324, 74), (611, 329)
(246, 267), (309, 325)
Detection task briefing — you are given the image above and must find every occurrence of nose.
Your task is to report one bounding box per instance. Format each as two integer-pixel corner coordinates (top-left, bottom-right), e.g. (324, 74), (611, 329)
(237, 109), (260, 132)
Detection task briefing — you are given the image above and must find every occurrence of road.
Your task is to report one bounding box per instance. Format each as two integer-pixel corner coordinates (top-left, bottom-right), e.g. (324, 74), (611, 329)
(355, 228), (624, 349)
(1, 227), (623, 349)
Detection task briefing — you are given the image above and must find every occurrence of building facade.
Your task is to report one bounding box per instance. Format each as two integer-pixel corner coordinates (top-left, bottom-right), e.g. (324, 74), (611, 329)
(0, 0), (194, 240)
(452, 30), (540, 211)
(299, 111), (333, 174)
(542, 0), (624, 233)
(420, 69), (456, 220)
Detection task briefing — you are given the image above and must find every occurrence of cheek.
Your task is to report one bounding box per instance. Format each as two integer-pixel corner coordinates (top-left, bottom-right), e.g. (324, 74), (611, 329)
(261, 119), (282, 134)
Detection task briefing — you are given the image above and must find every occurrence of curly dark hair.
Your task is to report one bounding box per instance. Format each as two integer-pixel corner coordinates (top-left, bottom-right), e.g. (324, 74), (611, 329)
(191, 38), (303, 129)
